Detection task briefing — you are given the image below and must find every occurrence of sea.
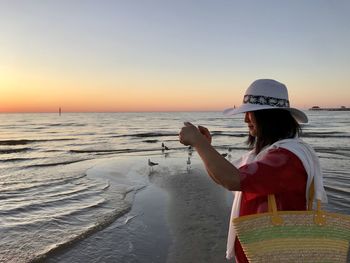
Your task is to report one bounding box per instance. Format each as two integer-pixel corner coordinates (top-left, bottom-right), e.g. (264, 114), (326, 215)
(0, 111), (349, 262)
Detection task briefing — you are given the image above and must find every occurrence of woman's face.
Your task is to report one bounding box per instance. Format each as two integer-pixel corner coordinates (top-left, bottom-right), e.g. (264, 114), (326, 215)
(244, 112), (257, 137)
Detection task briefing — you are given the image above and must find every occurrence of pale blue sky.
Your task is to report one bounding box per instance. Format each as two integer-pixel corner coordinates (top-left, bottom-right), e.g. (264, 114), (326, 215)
(1, 0), (350, 112)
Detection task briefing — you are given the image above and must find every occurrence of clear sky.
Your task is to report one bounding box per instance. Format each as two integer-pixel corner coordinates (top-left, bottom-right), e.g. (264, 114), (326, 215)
(1, 0), (349, 112)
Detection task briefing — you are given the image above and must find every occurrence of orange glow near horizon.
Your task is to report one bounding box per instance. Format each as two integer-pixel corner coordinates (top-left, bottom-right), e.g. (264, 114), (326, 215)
(0, 71), (238, 113)
(1, 69), (349, 113)
(0, 65), (237, 113)
(1, 86), (348, 113)
(0, 88), (234, 113)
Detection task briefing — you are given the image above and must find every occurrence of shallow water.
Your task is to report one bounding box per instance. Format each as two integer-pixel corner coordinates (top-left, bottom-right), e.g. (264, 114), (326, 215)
(0, 111), (349, 262)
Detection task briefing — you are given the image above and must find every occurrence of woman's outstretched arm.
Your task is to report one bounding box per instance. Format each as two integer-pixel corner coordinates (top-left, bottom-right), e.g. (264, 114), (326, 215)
(179, 122), (240, 191)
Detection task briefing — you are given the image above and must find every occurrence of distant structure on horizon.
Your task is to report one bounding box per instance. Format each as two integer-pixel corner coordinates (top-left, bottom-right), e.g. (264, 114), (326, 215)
(59, 107), (62, 116)
(309, 106), (349, 111)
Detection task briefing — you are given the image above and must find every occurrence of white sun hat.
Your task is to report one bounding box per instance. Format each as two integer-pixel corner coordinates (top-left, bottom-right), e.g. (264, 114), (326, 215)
(223, 79), (308, 123)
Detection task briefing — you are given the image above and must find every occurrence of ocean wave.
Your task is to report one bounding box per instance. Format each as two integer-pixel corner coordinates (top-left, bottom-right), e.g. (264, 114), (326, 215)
(0, 190), (107, 216)
(44, 183), (110, 199)
(113, 132), (178, 138)
(19, 158), (150, 262)
(142, 139), (159, 143)
(0, 138), (75, 146)
(324, 185), (349, 196)
(0, 148), (32, 154)
(0, 157), (38, 163)
(70, 149), (131, 154)
(315, 147), (350, 158)
(47, 123), (87, 127)
(211, 131), (247, 137)
(319, 155), (349, 160)
(69, 148), (158, 154)
(25, 158), (90, 168)
(0, 139), (33, 145)
(0, 183), (108, 210)
(28, 204), (131, 263)
(0, 190), (132, 263)
(302, 131), (350, 138)
(1, 196), (108, 228)
(206, 117), (229, 121)
(215, 146), (249, 151)
(326, 197), (350, 213)
(0, 174), (87, 195)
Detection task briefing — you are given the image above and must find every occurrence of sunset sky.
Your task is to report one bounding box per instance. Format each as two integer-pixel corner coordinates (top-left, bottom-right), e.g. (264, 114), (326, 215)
(1, 0), (349, 112)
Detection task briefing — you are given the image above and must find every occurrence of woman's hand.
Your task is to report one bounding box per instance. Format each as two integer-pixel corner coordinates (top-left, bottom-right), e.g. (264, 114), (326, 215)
(179, 122), (208, 147)
(198, 125), (212, 144)
(179, 122), (240, 191)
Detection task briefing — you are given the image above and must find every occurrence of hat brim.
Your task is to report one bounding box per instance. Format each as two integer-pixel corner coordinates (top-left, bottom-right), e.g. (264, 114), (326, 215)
(223, 104), (308, 123)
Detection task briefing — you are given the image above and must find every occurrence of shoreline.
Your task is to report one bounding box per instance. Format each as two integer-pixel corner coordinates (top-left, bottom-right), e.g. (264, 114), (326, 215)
(46, 183), (171, 263)
(46, 162), (232, 263)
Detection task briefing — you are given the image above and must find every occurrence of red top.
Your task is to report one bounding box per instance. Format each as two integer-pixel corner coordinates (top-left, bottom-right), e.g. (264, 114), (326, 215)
(234, 148), (307, 263)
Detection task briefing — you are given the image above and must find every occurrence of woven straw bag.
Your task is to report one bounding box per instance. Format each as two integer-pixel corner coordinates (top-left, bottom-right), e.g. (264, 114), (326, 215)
(233, 185), (350, 262)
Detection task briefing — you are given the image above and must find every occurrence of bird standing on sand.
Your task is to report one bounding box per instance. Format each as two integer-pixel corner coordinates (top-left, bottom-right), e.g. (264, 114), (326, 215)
(227, 147), (232, 159)
(148, 158), (159, 171)
(187, 145), (193, 156)
(186, 156), (191, 172)
(161, 143), (170, 158)
(161, 143), (170, 151)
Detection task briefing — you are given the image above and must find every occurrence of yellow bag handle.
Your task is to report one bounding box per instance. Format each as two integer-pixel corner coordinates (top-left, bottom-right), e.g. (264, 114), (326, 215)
(308, 180), (315, 210)
(268, 179), (326, 225)
(268, 195), (283, 225)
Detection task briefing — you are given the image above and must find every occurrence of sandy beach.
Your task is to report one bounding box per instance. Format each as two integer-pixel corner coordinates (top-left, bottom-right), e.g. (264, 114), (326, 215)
(45, 161), (232, 263)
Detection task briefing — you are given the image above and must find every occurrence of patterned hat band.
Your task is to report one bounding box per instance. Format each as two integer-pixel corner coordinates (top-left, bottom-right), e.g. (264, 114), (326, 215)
(243, 94), (290, 107)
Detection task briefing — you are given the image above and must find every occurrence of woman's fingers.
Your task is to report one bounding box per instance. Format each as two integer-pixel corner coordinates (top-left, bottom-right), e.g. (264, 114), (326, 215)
(198, 125), (212, 143)
(179, 123), (212, 146)
(198, 125), (208, 134)
(184, 121), (195, 127)
(179, 123), (200, 146)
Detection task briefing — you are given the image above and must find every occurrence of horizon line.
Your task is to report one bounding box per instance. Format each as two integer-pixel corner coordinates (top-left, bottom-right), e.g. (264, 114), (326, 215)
(1, 105), (347, 114)
(0, 110), (226, 114)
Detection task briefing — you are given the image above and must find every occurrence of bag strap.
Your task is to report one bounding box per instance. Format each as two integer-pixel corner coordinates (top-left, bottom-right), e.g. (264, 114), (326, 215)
(267, 195), (283, 225)
(307, 180), (315, 210)
(268, 179), (326, 226)
(268, 179), (315, 212)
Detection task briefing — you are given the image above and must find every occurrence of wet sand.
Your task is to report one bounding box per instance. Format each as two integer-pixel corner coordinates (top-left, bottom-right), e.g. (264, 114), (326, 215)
(46, 163), (232, 263)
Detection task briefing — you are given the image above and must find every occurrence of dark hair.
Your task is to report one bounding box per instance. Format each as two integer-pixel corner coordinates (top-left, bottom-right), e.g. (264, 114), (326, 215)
(247, 109), (301, 154)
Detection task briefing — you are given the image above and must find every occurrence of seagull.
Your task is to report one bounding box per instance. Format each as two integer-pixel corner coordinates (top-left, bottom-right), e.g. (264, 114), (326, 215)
(187, 145), (193, 155)
(186, 156), (191, 171)
(227, 147), (232, 159)
(161, 143), (170, 151)
(148, 158), (159, 171)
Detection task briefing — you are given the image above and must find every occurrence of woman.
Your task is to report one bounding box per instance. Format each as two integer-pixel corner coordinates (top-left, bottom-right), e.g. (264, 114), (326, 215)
(179, 79), (327, 262)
